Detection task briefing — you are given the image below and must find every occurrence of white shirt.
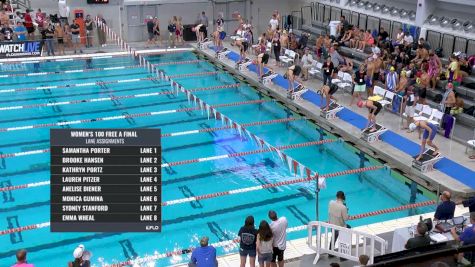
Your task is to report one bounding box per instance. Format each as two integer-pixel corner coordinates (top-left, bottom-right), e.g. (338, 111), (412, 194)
(404, 35), (413, 45)
(328, 199), (348, 227)
(302, 53), (314, 67)
(371, 46), (381, 55)
(269, 18), (279, 31)
(396, 32), (404, 42)
(270, 217), (288, 250)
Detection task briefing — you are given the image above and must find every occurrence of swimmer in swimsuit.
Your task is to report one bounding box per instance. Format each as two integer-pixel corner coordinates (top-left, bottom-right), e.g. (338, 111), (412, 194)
(320, 84), (339, 111)
(409, 121), (440, 161)
(256, 52), (270, 79)
(357, 100), (382, 132)
(285, 65), (302, 98)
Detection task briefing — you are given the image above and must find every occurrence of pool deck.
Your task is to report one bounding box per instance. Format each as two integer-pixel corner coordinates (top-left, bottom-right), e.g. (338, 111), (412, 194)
(192, 42), (475, 197)
(173, 205), (469, 267)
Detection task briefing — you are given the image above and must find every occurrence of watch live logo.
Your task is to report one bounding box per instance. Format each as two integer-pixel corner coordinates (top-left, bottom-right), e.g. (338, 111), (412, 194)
(0, 41), (43, 58)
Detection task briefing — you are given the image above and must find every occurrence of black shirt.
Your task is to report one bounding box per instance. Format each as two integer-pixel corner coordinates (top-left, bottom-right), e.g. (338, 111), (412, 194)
(147, 20), (154, 33)
(71, 23), (80, 35)
(323, 62), (334, 75)
(85, 19), (93, 31)
(434, 200), (456, 220)
(1, 27), (13, 41)
(463, 197), (475, 213)
(45, 26), (55, 39)
(379, 31), (389, 41)
(238, 227), (257, 250)
(355, 71), (366, 85)
(405, 235), (431, 250)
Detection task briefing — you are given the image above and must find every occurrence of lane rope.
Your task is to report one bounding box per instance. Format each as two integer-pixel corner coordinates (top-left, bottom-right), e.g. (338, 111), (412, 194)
(0, 71), (218, 95)
(152, 60), (204, 66)
(0, 138), (332, 193)
(0, 65), (141, 78)
(0, 83), (240, 111)
(0, 99), (268, 132)
(0, 117), (297, 159)
(0, 166), (386, 236)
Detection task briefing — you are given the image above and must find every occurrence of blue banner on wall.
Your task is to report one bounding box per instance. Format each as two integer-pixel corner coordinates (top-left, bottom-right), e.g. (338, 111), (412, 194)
(0, 41), (43, 58)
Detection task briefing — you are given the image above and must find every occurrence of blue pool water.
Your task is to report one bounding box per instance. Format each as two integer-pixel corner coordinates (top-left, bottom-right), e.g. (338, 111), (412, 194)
(0, 52), (435, 266)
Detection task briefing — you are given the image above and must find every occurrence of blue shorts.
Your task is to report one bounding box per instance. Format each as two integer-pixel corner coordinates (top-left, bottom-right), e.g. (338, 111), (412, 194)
(239, 248), (256, 257)
(422, 123), (438, 140)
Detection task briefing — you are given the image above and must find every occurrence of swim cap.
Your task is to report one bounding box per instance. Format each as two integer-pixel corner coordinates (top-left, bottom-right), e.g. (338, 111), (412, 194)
(447, 82), (453, 89)
(357, 100), (364, 108)
(73, 245), (85, 259)
(390, 66), (395, 71)
(409, 123), (417, 132)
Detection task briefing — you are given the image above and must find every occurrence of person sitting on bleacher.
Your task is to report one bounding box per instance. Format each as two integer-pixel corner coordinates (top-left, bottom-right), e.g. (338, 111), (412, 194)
(403, 31), (414, 53)
(377, 27), (389, 46)
(428, 51), (442, 90)
(370, 42), (381, 57)
(450, 93), (464, 115)
(418, 38), (431, 51)
(349, 27), (361, 49)
(446, 54), (461, 85)
(412, 44), (429, 66)
(355, 30), (373, 53)
(301, 48), (315, 81)
(336, 15), (349, 38)
(393, 28), (405, 47)
(338, 26), (353, 47)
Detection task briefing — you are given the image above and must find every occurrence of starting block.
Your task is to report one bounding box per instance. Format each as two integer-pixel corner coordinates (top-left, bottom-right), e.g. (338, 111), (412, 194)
(320, 102), (343, 120)
(216, 48), (231, 60)
(288, 84), (308, 101)
(308, 68), (321, 77)
(198, 39), (212, 50)
(412, 149), (443, 173)
(236, 58), (252, 71)
(360, 123), (388, 143)
(261, 70), (278, 86)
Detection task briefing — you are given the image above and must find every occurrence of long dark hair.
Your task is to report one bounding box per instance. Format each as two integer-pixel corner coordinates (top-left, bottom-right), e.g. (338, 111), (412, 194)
(243, 215), (255, 230)
(258, 220), (273, 241)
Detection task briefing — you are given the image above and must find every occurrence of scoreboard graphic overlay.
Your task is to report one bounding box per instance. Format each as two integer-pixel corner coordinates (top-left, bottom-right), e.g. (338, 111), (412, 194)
(50, 129), (162, 232)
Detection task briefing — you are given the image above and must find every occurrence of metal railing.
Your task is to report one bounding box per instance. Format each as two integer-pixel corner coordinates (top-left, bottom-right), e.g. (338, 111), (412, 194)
(308, 221), (387, 265)
(9, 0), (30, 10)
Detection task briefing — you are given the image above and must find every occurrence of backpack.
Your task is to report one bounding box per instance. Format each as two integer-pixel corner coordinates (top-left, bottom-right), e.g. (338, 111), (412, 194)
(167, 24), (176, 33)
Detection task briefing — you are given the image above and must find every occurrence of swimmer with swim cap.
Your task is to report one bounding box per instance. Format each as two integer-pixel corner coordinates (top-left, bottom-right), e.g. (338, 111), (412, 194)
(408, 120), (440, 161)
(357, 99), (382, 132)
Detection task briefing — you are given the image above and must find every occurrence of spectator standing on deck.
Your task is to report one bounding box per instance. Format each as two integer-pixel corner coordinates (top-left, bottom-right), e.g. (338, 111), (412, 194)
(71, 19), (83, 54)
(146, 16), (156, 47)
(351, 65), (367, 106)
(269, 13), (279, 33)
(35, 9), (46, 32)
(238, 216), (257, 267)
(268, 210), (287, 267)
(97, 14), (107, 47)
(44, 22), (55, 56)
(1, 23), (14, 41)
(322, 56), (334, 86)
(434, 191), (456, 221)
(328, 191), (349, 250)
(189, 236), (217, 267)
(85, 15), (94, 48)
(402, 86), (416, 131)
(257, 220), (274, 267)
(11, 249), (34, 267)
(54, 22), (65, 55)
(198, 11), (209, 38)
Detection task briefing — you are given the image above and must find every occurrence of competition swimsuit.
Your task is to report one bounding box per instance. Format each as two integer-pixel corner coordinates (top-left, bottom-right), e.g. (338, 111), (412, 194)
(369, 101), (382, 115)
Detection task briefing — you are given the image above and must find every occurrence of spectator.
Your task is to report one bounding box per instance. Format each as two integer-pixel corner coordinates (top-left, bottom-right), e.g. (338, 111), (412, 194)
(351, 64), (367, 106)
(70, 18), (83, 54)
(146, 16), (156, 47)
(377, 27), (389, 44)
(54, 22), (65, 55)
(0, 10), (9, 26)
(198, 11), (209, 38)
(329, 47), (344, 70)
(268, 210), (288, 267)
(11, 249), (34, 267)
(395, 70), (408, 94)
(1, 23), (14, 41)
(441, 82), (456, 114)
(269, 13), (279, 32)
(239, 216), (257, 267)
(428, 51), (442, 90)
(403, 32), (414, 52)
(451, 92), (464, 115)
(24, 9), (35, 40)
(35, 8), (46, 31)
(176, 16), (184, 46)
(257, 220), (273, 267)
(336, 15), (349, 37)
(434, 191), (456, 221)
(405, 222), (431, 250)
(356, 254), (370, 266)
(68, 244), (92, 267)
(370, 42), (380, 56)
(85, 15), (94, 48)
(189, 236), (217, 267)
(419, 38), (431, 51)
(402, 86), (416, 131)
(153, 17), (161, 46)
(328, 191), (349, 252)
(301, 48), (315, 81)
(385, 66), (398, 92)
(394, 28), (404, 46)
(97, 14), (107, 47)
(63, 20), (72, 50)
(451, 213), (475, 263)
(167, 18), (176, 48)
(272, 31), (281, 66)
(44, 22), (55, 56)
(322, 56), (334, 86)
(446, 55), (460, 84)
(14, 21), (27, 41)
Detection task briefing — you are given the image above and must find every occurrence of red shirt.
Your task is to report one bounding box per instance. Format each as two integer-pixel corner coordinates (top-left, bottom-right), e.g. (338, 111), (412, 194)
(24, 13), (33, 27)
